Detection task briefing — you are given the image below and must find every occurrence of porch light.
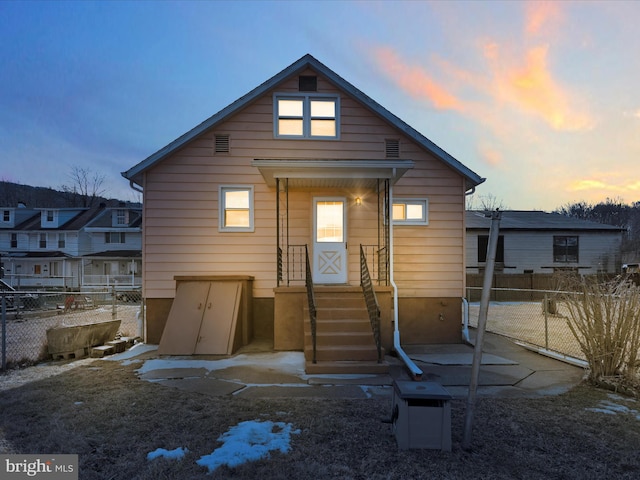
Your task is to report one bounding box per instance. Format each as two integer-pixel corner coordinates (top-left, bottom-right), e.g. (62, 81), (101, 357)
(355, 197), (362, 206)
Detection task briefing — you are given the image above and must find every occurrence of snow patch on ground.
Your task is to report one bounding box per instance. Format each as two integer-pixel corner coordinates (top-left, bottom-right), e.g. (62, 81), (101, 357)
(137, 351), (306, 377)
(147, 447), (189, 461)
(146, 421), (300, 473)
(196, 420), (300, 473)
(586, 394), (640, 420)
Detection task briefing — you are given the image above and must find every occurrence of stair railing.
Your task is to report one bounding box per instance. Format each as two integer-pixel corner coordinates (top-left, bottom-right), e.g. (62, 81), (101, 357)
(304, 245), (317, 364)
(360, 245), (383, 363)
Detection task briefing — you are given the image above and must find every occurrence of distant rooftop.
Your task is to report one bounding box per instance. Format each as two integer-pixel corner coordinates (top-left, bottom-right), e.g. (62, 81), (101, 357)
(466, 210), (627, 232)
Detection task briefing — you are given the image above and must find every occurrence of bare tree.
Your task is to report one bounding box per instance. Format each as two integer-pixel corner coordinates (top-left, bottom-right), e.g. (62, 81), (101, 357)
(60, 166), (106, 207)
(466, 192), (507, 212)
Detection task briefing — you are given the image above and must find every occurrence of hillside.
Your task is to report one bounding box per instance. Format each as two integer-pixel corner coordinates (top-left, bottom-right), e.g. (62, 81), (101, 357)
(0, 181), (137, 208)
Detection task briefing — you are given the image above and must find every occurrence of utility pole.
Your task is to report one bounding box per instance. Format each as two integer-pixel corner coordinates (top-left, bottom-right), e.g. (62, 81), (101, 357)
(462, 209), (501, 451)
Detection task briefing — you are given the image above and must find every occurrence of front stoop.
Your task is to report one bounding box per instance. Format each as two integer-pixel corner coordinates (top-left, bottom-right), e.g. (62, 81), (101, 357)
(303, 287), (389, 374)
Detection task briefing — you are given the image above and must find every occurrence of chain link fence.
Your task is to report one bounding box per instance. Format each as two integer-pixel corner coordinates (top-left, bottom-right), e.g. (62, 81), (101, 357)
(466, 287), (585, 363)
(1, 289), (143, 370)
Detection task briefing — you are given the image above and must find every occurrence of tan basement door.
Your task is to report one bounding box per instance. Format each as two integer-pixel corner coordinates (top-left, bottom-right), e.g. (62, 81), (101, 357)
(158, 281), (242, 355)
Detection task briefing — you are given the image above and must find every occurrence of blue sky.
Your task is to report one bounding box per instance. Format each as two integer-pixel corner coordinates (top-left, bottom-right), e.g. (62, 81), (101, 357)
(1, 0), (639, 210)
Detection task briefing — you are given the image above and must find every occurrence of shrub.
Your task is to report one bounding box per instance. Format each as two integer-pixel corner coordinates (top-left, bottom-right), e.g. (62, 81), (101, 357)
(560, 275), (640, 395)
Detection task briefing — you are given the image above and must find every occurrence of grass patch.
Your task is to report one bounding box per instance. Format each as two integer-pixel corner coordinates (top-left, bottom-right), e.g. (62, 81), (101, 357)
(0, 361), (639, 479)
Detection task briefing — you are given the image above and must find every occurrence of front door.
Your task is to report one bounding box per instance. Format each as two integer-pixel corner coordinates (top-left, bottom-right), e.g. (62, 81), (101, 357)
(313, 197), (347, 284)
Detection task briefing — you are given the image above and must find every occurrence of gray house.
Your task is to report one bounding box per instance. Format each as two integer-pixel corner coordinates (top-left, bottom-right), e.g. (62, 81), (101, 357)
(466, 210), (625, 275)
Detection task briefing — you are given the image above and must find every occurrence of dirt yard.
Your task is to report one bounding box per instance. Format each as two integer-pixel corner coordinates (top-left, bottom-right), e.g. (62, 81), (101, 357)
(0, 358), (639, 479)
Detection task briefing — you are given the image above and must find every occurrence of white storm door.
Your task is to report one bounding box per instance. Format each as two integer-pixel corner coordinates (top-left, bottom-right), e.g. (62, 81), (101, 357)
(313, 197), (347, 284)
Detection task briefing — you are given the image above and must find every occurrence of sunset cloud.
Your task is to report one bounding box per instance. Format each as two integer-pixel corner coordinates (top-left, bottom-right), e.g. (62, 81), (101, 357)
(525, 1), (561, 36)
(568, 178), (640, 195)
(478, 142), (503, 167)
(497, 45), (594, 131)
(372, 47), (464, 111)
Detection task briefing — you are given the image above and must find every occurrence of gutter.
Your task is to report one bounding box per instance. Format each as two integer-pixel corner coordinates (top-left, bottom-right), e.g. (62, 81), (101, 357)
(389, 184), (423, 380)
(129, 180), (143, 194)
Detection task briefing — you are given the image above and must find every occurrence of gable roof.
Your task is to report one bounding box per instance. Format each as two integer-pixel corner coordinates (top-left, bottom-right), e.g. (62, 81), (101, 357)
(466, 210), (627, 232)
(122, 54), (485, 191)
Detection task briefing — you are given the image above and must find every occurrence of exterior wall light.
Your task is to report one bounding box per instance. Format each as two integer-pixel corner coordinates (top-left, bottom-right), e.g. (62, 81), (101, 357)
(355, 197), (362, 206)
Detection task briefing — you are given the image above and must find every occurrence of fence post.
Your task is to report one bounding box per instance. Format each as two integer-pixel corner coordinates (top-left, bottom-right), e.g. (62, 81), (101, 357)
(112, 285), (117, 319)
(544, 293), (549, 350)
(1, 294), (6, 371)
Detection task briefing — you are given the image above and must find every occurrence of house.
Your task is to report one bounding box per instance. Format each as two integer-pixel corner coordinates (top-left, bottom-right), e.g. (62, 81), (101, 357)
(465, 210), (625, 276)
(122, 54), (484, 373)
(0, 203), (142, 290)
(81, 205), (142, 290)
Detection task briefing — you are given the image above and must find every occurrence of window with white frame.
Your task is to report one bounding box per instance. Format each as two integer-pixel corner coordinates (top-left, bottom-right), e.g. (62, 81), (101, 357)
(39, 233), (47, 248)
(274, 94), (339, 139)
(219, 186), (254, 232)
(57, 233), (66, 248)
(392, 198), (429, 225)
(105, 232), (126, 244)
(115, 209), (128, 225)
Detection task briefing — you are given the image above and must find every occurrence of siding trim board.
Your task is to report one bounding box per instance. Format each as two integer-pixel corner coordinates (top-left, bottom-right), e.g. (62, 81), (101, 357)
(252, 159), (414, 188)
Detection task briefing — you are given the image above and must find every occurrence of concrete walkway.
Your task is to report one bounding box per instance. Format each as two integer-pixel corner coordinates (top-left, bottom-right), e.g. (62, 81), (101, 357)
(112, 332), (586, 400)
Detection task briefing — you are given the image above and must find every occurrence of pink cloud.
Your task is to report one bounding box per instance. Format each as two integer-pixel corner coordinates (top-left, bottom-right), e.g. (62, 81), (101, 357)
(372, 47), (464, 111)
(525, 1), (562, 36)
(497, 45), (594, 131)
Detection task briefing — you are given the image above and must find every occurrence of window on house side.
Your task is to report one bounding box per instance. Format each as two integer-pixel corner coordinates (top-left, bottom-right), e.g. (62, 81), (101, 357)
(392, 199), (429, 225)
(220, 186), (254, 232)
(116, 209), (127, 225)
(39, 233), (47, 248)
(477, 235), (505, 263)
(105, 232), (126, 244)
(553, 236), (578, 263)
(274, 94), (339, 139)
(10, 233), (17, 248)
(2, 210), (10, 222)
(58, 233), (66, 248)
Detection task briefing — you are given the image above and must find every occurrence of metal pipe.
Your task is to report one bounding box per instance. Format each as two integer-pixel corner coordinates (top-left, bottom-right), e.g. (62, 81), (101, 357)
(461, 297), (470, 343)
(389, 184), (423, 380)
(463, 209), (501, 450)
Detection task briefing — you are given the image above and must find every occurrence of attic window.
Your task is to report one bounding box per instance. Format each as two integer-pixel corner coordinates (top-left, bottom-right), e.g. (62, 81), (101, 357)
(385, 139), (400, 158)
(299, 76), (317, 92)
(274, 93), (339, 139)
(215, 134), (230, 154)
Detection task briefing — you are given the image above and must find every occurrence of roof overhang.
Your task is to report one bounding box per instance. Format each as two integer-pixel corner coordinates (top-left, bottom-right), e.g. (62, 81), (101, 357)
(252, 159), (414, 188)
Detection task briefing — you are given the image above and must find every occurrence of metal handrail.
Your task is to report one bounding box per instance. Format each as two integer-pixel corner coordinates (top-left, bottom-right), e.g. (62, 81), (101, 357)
(360, 245), (382, 363)
(304, 245), (317, 364)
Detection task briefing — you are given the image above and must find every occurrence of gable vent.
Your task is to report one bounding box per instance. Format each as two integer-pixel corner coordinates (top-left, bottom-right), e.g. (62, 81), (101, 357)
(385, 139), (400, 158)
(215, 134), (230, 154)
(299, 75), (317, 92)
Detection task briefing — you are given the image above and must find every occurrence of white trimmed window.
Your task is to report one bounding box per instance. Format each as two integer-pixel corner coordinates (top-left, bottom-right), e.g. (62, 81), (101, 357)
(392, 198), (429, 225)
(274, 94), (339, 139)
(219, 186), (254, 232)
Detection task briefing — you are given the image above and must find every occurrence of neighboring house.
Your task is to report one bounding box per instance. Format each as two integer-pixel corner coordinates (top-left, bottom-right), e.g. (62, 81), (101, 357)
(0, 203), (141, 289)
(466, 210), (625, 275)
(122, 54), (485, 373)
(81, 206), (142, 289)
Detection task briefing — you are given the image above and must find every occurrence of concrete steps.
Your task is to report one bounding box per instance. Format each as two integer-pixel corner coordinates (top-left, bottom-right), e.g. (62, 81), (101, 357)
(303, 288), (388, 374)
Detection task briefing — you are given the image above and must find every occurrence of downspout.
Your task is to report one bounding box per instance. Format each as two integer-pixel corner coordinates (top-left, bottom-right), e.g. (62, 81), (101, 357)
(461, 185), (475, 344)
(128, 178), (145, 341)
(389, 183), (423, 380)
